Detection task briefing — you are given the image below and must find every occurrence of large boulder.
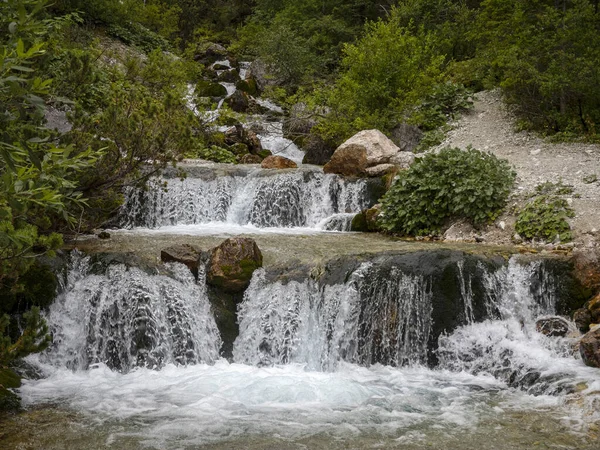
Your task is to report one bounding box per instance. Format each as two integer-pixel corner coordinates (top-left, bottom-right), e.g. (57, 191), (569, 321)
(196, 80), (227, 98)
(588, 293), (600, 323)
(246, 59), (283, 91)
(580, 327), (600, 368)
(207, 238), (263, 293)
(160, 244), (202, 276)
(193, 42), (228, 66)
(302, 134), (335, 166)
(535, 316), (570, 337)
(573, 307), (593, 333)
(323, 129), (415, 177)
(225, 90), (250, 113)
(261, 155), (297, 169)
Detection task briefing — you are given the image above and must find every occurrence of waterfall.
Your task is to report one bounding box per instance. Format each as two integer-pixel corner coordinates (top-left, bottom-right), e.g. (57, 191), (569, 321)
(40, 252), (221, 372)
(121, 168), (371, 230)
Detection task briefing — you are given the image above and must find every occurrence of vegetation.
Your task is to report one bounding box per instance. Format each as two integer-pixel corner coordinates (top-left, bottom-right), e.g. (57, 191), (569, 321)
(379, 147), (516, 236)
(515, 182), (576, 243)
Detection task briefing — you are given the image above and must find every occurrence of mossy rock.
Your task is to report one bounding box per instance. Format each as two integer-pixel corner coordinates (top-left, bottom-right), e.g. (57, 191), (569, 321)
(196, 79), (227, 98)
(235, 78), (259, 96)
(257, 149), (272, 159)
(351, 211), (368, 232)
(229, 143), (249, 156)
(207, 238), (263, 293)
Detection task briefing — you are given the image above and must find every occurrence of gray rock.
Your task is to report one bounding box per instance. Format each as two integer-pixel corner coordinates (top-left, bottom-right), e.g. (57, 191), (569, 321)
(390, 123), (423, 152)
(535, 316), (570, 337)
(302, 134), (335, 166)
(44, 107), (72, 134)
(207, 238), (263, 293)
(160, 244), (202, 276)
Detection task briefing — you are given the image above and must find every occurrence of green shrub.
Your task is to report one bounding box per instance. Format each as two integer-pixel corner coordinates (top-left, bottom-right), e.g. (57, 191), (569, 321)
(515, 182), (575, 243)
(379, 147), (516, 236)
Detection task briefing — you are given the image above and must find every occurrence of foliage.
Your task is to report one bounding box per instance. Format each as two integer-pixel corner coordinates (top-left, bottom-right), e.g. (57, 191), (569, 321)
(379, 147), (516, 236)
(515, 181), (576, 243)
(410, 82), (474, 131)
(0, 307), (51, 367)
(185, 145), (237, 163)
(317, 15), (444, 144)
(107, 22), (171, 53)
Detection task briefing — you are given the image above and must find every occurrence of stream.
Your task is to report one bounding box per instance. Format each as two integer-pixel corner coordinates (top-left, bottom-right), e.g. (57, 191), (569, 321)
(4, 79), (599, 450)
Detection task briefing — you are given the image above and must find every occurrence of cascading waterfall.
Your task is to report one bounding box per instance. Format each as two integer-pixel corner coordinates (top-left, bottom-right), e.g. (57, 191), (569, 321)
(121, 168), (370, 230)
(18, 253), (599, 449)
(40, 252), (221, 372)
(233, 264), (432, 370)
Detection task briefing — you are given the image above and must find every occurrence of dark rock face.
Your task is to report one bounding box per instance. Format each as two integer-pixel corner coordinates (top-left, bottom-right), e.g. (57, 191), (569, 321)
(350, 205), (381, 232)
(160, 244), (202, 277)
(535, 316), (570, 337)
(260, 155), (297, 169)
(98, 231), (111, 240)
(216, 69), (240, 83)
(207, 238), (263, 293)
(588, 293), (600, 323)
(224, 125), (263, 155)
(573, 308), (592, 333)
(236, 77), (259, 96)
(225, 90), (250, 113)
(580, 328), (600, 368)
(390, 123), (423, 152)
(301, 134), (335, 166)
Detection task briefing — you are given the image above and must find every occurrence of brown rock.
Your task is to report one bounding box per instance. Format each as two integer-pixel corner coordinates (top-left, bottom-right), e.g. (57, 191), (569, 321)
(323, 144), (368, 177)
(207, 238), (263, 293)
(240, 154), (262, 164)
(161, 244), (202, 276)
(225, 90), (250, 113)
(535, 316), (570, 337)
(589, 293), (600, 323)
(580, 328), (600, 368)
(261, 155), (298, 169)
(245, 130), (263, 154)
(571, 249), (600, 294)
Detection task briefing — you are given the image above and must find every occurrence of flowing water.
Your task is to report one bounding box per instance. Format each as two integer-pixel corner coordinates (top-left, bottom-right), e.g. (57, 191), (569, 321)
(10, 251), (600, 449)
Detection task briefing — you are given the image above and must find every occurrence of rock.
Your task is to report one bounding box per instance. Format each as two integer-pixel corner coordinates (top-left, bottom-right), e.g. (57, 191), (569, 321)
(245, 130), (263, 154)
(44, 107), (72, 134)
(443, 220), (477, 242)
(196, 79), (227, 98)
(98, 231), (111, 239)
(212, 63), (231, 71)
(588, 292), (600, 323)
(580, 328), (600, 368)
(160, 244), (202, 276)
(535, 316), (570, 337)
(193, 42), (228, 65)
(389, 123), (423, 152)
(571, 248), (600, 294)
(229, 143), (249, 156)
(260, 155), (296, 169)
(323, 129), (410, 177)
(225, 90), (250, 112)
(365, 163), (397, 177)
(216, 69), (240, 83)
(207, 238), (263, 293)
(389, 151), (416, 169)
(573, 308), (592, 333)
(257, 149), (272, 159)
(224, 125), (263, 154)
(236, 78), (259, 96)
(246, 59), (283, 91)
(240, 154), (262, 164)
(302, 134), (335, 165)
(351, 205), (382, 232)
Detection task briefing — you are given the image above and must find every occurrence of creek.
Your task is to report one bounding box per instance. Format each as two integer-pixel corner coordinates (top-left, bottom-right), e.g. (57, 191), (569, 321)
(5, 82), (600, 449)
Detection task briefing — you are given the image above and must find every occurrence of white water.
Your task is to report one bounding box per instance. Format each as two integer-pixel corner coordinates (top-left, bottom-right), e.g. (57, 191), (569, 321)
(121, 170), (370, 231)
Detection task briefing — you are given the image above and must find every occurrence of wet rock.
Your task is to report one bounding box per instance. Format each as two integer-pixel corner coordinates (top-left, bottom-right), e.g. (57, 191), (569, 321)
(389, 123), (423, 152)
(240, 154), (262, 164)
(351, 205), (382, 232)
(261, 155), (297, 169)
(160, 244), (202, 276)
(535, 316), (570, 337)
(579, 328), (600, 368)
(97, 231), (111, 240)
(212, 63), (231, 71)
(225, 90), (249, 112)
(195, 79), (227, 98)
(324, 129), (414, 177)
(245, 130), (263, 154)
(207, 238), (263, 293)
(302, 134), (335, 166)
(224, 125), (263, 154)
(246, 59), (283, 91)
(573, 308), (592, 333)
(216, 69), (240, 83)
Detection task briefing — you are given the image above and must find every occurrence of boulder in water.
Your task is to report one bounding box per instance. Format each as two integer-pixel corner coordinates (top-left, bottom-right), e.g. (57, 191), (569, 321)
(225, 90), (250, 113)
(324, 129), (415, 177)
(161, 244), (202, 276)
(240, 154), (262, 164)
(217, 69), (240, 83)
(207, 238), (263, 293)
(351, 205), (382, 232)
(261, 155), (297, 169)
(579, 327), (600, 368)
(535, 316), (570, 337)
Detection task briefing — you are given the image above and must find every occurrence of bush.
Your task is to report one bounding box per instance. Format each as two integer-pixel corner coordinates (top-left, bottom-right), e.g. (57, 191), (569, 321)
(515, 182), (575, 243)
(379, 147), (516, 236)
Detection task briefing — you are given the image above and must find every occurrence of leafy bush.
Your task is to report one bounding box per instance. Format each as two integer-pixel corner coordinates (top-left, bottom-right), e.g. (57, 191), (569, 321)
(410, 82), (474, 131)
(107, 22), (171, 53)
(515, 182), (575, 243)
(379, 147), (516, 236)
